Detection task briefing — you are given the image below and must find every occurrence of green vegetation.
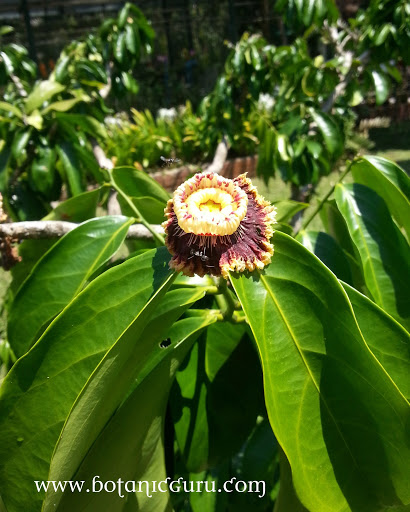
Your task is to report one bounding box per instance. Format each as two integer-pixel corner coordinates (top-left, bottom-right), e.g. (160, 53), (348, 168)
(0, 1), (409, 511)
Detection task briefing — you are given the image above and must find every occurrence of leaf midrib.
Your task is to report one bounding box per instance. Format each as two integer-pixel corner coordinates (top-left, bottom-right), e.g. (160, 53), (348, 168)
(258, 272), (362, 477)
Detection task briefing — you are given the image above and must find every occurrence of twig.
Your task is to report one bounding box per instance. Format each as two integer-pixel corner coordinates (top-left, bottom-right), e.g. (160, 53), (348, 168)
(0, 221), (164, 240)
(10, 73), (28, 98)
(203, 136), (229, 174)
(297, 164), (352, 234)
(91, 139), (114, 170)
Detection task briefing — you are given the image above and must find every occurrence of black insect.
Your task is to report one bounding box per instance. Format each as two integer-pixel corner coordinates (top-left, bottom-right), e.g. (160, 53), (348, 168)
(188, 248), (215, 268)
(160, 156), (181, 167)
(160, 338), (171, 348)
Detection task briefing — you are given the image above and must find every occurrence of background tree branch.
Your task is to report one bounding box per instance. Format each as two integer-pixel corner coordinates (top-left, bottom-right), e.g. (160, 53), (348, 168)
(0, 221), (164, 240)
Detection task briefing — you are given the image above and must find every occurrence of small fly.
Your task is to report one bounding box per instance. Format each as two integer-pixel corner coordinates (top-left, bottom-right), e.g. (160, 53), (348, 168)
(160, 156), (181, 167)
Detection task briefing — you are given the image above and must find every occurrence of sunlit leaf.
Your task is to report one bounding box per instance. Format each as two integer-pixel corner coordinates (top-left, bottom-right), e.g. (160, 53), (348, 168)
(8, 216), (134, 357)
(230, 232), (410, 512)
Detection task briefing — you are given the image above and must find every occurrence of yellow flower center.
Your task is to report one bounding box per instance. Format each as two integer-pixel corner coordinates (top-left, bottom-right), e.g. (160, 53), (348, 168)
(173, 173), (248, 236)
(199, 199), (222, 212)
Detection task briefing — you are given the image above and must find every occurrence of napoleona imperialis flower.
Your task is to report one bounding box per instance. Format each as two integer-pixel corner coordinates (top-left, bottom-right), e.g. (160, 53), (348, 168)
(163, 172), (276, 278)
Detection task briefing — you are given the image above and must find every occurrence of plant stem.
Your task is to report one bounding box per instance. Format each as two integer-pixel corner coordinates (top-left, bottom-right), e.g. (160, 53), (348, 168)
(215, 278), (236, 321)
(297, 164), (352, 234)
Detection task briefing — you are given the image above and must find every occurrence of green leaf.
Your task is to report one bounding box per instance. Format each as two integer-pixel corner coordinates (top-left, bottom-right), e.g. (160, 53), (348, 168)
(351, 156), (410, 239)
(297, 230), (354, 285)
(0, 141), (11, 192)
(125, 23), (140, 57)
(112, 166), (169, 203)
(319, 200), (357, 260)
(0, 248), (174, 512)
(118, 3), (129, 29)
(306, 140), (322, 159)
(8, 216), (134, 357)
(111, 166), (169, 224)
(121, 71), (139, 94)
(342, 282), (410, 400)
(55, 113), (107, 140)
(43, 188), (100, 221)
(47, 314), (215, 512)
(25, 110), (43, 130)
(230, 232), (410, 512)
(172, 322), (263, 473)
(57, 141), (84, 196)
(0, 26), (14, 36)
(371, 69), (390, 105)
(274, 449), (308, 512)
(11, 130), (31, 160)
(41, 97), (85, 115)
(114, 32), (126, 63)
(52, 55), (70, 83)
(228, 417), (279, 511)
(0, 101), (24, 119)
(117, 195), (167, 224)
(30, 146), (57, 197)
(310, 109), (343, 157)
(274, 200), (309, 223)
(335, 183), (410, 329)
(25, 80), (65, 114)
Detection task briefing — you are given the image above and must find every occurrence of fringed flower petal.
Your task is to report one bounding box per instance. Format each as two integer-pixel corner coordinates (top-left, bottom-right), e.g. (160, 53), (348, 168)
(163, 172), (276, 278)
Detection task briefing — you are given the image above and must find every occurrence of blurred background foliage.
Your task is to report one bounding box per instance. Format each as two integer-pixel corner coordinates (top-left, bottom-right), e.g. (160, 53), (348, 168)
(0, 0), (409, 214)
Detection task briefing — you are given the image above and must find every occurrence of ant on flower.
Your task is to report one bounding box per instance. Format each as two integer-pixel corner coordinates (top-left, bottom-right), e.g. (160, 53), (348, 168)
(188, 248), (215, 268)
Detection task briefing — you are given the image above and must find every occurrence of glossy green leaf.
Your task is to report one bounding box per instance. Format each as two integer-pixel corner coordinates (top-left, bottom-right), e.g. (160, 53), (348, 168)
(111, 166), (169, 223)
(121, 71), (139, 94)
(310, 109), (343, 157)
(112, 166), (169, 203)
(319, 200), (358, 260)
(274, 449), (308, 512)
(342, 282), (410, 400)
(188, 465), (229, 512)
(371, 69), (390, 105)
(11, 130), (31, 160)
(230, 232), (410, 512)
(274, 200), (309, 223)
(25, 109), (43, 130)
(335, 183), (410, 329)
(0, 248), (174, 512)
(114, 32), (126, 63)
(8, 216), (134, 357)
(351, 156), (410, 239)
(171, 322), (263, 473)
(125, 23), (140, 57)
(45, 290), (209, 512)
(9, 240), (57, 299)
(25, 80), (65, 114)
(297, 230), (354, 285)
(57, 142), (84, 196)
(0, 101), (24, 119)
(52, 55), (70, 83)
(51, 314), (215, 512)
(41, 97), (84, 115)
(43, 188), (100, 221)
(55, 113), (107, 140)
(117, 195), (167, 224)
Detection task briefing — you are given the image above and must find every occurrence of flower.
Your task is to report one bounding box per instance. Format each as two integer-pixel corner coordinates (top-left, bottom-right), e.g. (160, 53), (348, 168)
(163, 172), (276, 278)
